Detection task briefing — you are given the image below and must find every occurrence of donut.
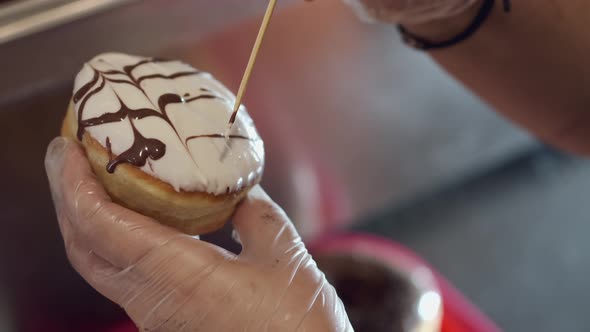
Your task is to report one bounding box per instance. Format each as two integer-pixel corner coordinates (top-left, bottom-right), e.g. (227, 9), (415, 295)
(62, 53), (265, 235)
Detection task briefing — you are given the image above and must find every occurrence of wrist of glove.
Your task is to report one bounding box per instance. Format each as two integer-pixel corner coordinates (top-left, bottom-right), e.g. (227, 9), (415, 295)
(343, 0), (480, 25)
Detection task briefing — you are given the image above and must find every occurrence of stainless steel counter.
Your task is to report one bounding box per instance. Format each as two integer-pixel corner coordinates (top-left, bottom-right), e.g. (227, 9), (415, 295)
(0, 0), (136, 44)
(0, 0), (278, 104)
(360, 150), (590, 332)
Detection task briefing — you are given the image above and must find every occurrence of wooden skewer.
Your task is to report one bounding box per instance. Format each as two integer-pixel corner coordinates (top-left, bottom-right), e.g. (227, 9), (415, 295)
(226, 0), (278, 136)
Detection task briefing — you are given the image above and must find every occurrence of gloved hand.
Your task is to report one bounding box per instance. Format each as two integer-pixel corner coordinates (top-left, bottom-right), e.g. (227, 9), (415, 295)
(343, 0), (479, 24)
(45, 137), (352, 331)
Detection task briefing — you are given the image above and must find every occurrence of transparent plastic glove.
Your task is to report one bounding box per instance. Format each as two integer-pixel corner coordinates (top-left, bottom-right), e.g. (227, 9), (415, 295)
(343, 0), (479, 24)
(45, 137), (352, 332)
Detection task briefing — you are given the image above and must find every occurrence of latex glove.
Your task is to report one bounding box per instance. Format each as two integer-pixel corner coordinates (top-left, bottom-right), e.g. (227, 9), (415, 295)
(45, 137), (352, 332)
(343, 0), (479, 24)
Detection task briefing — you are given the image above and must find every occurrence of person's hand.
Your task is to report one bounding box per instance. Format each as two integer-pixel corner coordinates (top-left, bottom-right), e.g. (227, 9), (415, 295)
(343, 0), (479, 24)
(45, 137), (352, 331)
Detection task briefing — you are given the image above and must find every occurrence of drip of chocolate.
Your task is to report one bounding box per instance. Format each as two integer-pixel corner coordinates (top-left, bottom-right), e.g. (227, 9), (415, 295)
(157, 93), (184, 112)
(185, 95), (218, 103)
(106, 122), (166, 173)
(73, 57), (248, 173)
(106, 137), (113, 160)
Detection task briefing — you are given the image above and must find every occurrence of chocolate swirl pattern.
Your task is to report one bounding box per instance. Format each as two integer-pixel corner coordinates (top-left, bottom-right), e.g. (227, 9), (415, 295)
(73, 53), (264, 194)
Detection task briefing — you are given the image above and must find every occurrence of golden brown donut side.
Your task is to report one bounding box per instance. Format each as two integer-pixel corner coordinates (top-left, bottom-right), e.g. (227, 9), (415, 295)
(61, 102), (252, 235)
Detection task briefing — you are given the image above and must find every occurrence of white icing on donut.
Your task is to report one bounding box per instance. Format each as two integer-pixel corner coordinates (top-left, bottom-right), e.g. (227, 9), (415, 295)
(73, 52), (264, 195)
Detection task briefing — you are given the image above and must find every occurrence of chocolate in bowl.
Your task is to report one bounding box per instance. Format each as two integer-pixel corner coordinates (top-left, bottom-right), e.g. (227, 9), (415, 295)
(315, 254), (420, 332)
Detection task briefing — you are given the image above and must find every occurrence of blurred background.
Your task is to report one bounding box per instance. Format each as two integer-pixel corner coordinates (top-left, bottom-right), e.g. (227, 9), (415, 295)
(1, 0), (589, 331)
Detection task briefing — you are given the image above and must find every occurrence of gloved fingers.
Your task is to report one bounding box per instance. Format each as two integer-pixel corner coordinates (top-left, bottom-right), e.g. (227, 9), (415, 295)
(45, 137), (221, 270)
(257, 252), (327, 331)
(65, 218), (236, 332)
(126, 245), (247, 332)
(63, 234), (126, 302)
(232, 185), (303, 260)
(272, 252), (353, 332)
(45, 137), (70, 212)
(46, 137), (179, 268)
(172, 262), (260, 332)
(298, 283), (353, 332)
(64, 231), (200, 330)
(117, 237), (236, 331)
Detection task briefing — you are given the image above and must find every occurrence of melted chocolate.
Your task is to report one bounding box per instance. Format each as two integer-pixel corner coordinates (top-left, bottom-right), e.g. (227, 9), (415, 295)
(185, 94), (218, 103)
(136, 71), (201, 85)
(122, 58), (165, 77)
(101, 69), (126, 75)
(157, 93), (183, 113)
(76, 77), (106, 139)
(103, 78), (136, 87)
(228, 108), (239, 129)
(73, 69), (99, 103)
(185, 134), (250, 145)
(79, 97), (163, 129)
(73, 57), (250, 173)
(106, 122), (166, 173)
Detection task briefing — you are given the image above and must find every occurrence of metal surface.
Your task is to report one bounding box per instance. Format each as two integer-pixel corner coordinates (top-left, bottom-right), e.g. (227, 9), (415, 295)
(0, 0), (279, 105)
(0, 0), (136, 44)
(361, 151), (590, 331)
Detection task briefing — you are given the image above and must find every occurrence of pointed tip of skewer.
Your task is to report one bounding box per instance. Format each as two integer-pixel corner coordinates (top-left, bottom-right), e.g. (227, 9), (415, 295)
(226, 104), (239, 139)
(224, 126), (232, 139)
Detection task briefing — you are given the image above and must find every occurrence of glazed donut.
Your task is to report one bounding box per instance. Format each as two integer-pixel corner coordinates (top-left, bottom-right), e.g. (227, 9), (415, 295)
(62, 53), (265, 235)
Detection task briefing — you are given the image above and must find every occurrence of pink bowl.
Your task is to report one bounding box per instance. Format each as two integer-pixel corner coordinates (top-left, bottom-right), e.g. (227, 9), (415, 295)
(309, 233), (501, 332)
